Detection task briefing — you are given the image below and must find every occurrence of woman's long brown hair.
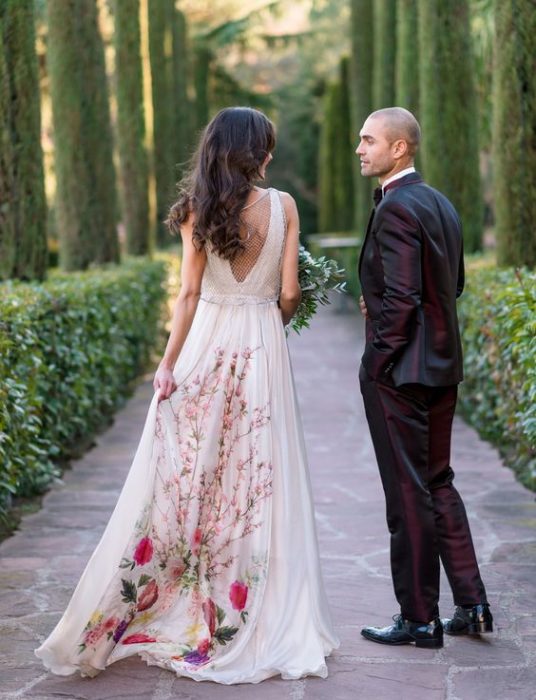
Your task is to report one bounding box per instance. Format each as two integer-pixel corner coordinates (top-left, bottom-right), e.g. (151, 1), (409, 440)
(166, 107), (276, 260)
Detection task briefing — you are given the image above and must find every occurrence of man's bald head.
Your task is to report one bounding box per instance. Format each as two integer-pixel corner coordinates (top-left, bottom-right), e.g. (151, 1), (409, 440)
(368, 107), (421, 157)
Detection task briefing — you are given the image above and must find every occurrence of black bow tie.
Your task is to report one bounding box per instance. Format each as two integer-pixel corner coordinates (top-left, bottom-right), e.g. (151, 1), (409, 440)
(373, 187), (383, 207)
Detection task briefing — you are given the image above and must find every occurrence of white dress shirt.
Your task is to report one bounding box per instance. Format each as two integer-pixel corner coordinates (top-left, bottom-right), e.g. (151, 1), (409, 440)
(382, 166), (416, 195)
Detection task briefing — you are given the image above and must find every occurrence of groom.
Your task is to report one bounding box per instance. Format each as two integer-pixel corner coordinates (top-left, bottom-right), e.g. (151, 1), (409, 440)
(356, 107), (492, 648)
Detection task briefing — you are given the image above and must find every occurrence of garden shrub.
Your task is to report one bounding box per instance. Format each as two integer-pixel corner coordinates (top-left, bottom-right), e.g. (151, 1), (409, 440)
(0, 257), (169, 518)
(458, 261), (536, 491)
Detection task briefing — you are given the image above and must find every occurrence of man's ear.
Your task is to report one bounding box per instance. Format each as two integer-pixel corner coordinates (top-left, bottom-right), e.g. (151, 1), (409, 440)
(392, 139), (408, 160)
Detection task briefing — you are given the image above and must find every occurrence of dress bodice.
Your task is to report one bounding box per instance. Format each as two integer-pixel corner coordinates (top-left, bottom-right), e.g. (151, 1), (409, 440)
(200, 188), (286, 305)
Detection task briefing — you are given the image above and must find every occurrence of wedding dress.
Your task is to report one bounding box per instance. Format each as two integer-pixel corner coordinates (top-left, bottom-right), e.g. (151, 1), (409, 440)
(35, 187), (338, 684)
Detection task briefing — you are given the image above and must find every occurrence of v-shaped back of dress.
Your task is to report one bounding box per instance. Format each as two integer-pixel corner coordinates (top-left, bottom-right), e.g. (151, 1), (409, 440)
(200, 188), (286, 305)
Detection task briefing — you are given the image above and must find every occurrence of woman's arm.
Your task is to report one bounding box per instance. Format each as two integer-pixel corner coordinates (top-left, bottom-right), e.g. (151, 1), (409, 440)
(153, 215), (206, 401)
(279, 192), (302, 326)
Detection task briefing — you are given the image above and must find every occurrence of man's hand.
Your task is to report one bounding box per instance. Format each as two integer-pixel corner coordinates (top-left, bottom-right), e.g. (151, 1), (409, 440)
(153, 365), (177, 402)
(359, 295), (369, 319)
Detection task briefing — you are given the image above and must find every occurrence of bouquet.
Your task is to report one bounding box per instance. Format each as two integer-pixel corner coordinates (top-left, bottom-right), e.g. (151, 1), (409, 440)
(289, 245), (347, 334)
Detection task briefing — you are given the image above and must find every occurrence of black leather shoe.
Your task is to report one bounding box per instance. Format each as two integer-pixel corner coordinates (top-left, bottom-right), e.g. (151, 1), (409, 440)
(361, 614), (443, 648)
(443, 604), (493, 635)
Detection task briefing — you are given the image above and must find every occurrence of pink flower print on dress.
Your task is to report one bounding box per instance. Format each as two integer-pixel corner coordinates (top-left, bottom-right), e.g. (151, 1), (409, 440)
(203, 598), (217, 635)
(137, 579), (159, 611)
(122, 633), (157, 645)
(167, 559), (186, 582)
(133, 537), (153, 566)
(229, 581), (248, 611)
(197, 638), (211, 656)
(192, 528), (203, 556)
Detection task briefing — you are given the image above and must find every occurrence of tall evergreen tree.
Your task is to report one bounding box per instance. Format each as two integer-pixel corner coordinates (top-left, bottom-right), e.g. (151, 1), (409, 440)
(47, 0), (119, 270)
(318, 58), (354, 233)
(493, 0), (536, 267)
(0, 0), (47, 280)
(349, 0), (373, 234)
(193, 43), (211, 133)
(395, 0), (419, 116)
(418, 0), (482, 252)
(114, 0), (149, 255)
(148, 0), (175, 246)
(171, 8), (191, 176)
(372, 0), (397, 110)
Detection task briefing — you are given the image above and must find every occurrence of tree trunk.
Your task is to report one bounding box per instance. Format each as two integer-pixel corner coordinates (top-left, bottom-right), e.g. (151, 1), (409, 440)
(493, 0), (536, 267)
(47, 0), (119, 270)
(114, 0), (150, 256)
(418, 0), (482, 252)
(349, 0), (373, 234)
(0, 0), (47, 280)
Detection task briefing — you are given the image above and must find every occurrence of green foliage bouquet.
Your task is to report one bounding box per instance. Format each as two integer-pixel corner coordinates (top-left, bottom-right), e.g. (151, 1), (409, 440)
(289, 245), (347, 333)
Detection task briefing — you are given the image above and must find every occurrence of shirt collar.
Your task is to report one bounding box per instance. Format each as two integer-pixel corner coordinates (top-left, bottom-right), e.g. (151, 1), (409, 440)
(382, 166), (416, 194)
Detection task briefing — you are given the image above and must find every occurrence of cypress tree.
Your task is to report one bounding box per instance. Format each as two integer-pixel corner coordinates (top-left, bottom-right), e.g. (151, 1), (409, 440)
(47, 0), (119, 270)
(493, 0), (536, 267)
(0, 21), (16, 280)
(349, 0), (373, 234)
(318, 58), (354, 233)
(171, 7), (191, 177)
(318, 81), (337, 233)
(418, 0), (482, 252)
(194, 44), (211, 132)
(333, 57), (354, 231)
(395, 0), (419, 116)
(148, 0), (175, 246)
(114, 0), (150, 255)
(373, 0), (397, 110)
(0, 0), (47, 280)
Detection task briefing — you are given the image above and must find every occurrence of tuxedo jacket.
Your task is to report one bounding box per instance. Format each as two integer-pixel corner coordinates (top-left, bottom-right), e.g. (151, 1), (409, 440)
(359, 171), (465, 387)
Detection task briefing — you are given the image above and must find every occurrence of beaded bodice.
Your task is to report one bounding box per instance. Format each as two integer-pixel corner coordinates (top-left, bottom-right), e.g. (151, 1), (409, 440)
(200, 188), (286, 305)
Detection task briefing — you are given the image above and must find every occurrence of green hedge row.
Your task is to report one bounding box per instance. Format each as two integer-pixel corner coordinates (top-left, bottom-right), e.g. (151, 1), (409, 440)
(458, 262), (536, 490)
(0, 258), (169, 518)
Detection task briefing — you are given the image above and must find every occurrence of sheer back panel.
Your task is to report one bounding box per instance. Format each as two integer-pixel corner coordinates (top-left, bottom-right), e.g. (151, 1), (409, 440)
(201, 189), (286, 304)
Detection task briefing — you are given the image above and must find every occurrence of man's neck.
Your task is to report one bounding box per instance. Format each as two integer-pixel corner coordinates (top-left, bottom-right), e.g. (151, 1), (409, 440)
(381, 165), (416, 192)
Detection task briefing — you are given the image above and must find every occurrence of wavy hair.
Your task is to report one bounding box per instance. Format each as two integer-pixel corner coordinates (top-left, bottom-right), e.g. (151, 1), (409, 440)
(166, 107), (276, 260)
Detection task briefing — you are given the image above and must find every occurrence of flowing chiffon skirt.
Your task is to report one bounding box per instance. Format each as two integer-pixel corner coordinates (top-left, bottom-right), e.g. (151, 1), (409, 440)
(35, 299), (339, 683)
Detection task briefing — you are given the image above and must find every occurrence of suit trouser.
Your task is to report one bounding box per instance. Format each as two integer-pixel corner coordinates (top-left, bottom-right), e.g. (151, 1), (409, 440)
(359, 370), (487, 621)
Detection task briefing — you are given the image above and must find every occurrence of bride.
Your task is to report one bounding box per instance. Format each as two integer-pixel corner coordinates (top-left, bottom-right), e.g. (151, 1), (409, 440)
(35, 106), (339, 684)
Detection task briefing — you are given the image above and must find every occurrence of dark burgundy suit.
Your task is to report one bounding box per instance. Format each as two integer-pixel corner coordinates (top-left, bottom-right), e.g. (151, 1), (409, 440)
(359, 171), (487, 621)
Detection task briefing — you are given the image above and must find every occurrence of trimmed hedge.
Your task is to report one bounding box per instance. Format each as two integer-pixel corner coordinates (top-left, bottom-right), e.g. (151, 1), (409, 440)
(0, 258), (169, 517)
(458, 261), (536, 490)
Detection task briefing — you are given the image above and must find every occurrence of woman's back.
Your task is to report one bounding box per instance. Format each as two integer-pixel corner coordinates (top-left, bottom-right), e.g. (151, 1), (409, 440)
(200, 188), (286, 305)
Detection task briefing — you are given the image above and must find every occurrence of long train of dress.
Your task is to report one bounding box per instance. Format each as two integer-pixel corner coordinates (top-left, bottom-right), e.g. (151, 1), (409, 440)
(35, 188), (339, 683)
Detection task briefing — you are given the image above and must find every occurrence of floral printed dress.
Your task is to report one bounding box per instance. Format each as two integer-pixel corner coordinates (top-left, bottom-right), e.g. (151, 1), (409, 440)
(35, 188), (339, 684)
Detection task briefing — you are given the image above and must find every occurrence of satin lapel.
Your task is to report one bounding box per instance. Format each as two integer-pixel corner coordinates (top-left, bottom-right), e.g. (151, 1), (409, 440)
(358, 207), (376, 277)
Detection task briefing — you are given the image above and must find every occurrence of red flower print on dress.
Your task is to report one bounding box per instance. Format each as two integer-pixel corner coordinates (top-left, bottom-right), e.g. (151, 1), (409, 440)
(137, 579), (159, 611)
(229, 581), (248, 611)
(122, 633), (157, 645)
(197, 638), (211, 656)
(133, 537), (153, 566)
(202, 598), (217, 635)
(191, 528), (203, 556)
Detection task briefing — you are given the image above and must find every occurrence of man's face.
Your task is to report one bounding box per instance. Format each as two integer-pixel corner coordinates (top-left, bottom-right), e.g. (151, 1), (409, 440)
(356, 116), (396, 180)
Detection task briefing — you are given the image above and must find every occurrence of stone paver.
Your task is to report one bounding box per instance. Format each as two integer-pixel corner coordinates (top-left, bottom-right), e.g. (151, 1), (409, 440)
(1, 301), (535, 700)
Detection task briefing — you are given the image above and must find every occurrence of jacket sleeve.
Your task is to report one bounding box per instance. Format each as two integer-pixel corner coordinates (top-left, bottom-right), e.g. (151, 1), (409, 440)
(361, 201), (422, 380)
(456, 239), (465, 298)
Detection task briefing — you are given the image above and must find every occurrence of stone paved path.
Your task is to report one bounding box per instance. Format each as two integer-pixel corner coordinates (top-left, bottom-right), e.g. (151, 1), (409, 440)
(1, 302), (535, 700)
